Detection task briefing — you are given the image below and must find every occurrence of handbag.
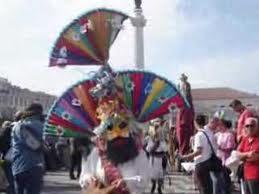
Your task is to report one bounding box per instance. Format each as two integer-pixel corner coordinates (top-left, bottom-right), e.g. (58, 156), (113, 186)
(201, 131), (223, 172)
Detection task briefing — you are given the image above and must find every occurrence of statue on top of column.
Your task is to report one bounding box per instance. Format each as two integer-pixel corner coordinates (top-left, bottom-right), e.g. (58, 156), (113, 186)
(135, 0), (142, 9)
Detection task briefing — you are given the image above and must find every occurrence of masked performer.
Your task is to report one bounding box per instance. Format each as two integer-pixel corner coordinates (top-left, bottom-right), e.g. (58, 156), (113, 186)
(145, 119), (168, 194)
(80, 98), (152, 194)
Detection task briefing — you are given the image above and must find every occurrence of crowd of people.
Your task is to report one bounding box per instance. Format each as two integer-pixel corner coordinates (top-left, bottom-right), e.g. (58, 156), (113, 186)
(0, 99), (259, 194)
(178, 99), (259, 194)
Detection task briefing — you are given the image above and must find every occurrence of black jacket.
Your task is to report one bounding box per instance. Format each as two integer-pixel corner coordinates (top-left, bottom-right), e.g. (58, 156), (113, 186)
(0, 126), (12, 157)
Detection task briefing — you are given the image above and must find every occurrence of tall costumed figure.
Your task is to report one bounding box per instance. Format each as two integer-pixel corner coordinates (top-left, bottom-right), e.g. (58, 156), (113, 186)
(176, 74), (194, 157)
(44, 8), (189, 194)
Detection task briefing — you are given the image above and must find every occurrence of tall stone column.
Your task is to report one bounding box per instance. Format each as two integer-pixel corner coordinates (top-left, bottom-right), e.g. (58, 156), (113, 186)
(130, 3), (146, 70)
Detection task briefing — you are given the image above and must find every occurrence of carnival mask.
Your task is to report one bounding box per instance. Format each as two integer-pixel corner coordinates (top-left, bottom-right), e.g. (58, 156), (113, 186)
(105, 114), (130, 141)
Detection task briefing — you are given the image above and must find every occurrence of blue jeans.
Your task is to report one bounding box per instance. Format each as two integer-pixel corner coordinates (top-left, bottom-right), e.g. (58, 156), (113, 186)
(14, 166), (43, 194)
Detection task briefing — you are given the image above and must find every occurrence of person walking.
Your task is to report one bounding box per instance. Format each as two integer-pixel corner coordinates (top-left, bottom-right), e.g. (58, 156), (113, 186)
(12, 103), (45, 194)
(69, 138), (83, 180)
(237, 117), (259, 194)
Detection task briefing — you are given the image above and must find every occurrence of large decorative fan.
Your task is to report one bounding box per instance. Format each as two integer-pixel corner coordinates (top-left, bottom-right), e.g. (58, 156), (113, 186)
(49, 8), (128, 67)
(44, 70), (188, 137)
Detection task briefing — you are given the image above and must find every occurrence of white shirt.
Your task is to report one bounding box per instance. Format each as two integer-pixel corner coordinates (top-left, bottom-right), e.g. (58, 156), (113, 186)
(193, 127), (217, 165)
(80, 148), (152, 194)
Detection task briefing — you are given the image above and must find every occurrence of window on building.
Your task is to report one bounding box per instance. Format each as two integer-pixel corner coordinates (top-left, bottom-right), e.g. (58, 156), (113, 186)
(15, 97), (18, 106)
(19, 98), (23, 106)
(11, 96), (15, 107)
(3, 96), (8, 104)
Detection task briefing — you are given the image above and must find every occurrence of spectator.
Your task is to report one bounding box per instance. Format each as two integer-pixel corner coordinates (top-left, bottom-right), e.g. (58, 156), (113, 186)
(237, 117), (259, 194)
(180, 115), (217, 194)
(0, 121), (15, 194)
(215, 119), (236, 193)
(69, 137), (87, 180)
(55, 137), (70, 169)
(12, 103), (45, 194)
(229, 99), (255, 143)
(43, 136), (60, 171)
(216, 119), (236, 165)
(181, 115), (230, 194)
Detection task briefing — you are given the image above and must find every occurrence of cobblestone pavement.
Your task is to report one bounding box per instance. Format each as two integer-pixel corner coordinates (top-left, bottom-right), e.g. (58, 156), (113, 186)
(42, 171), (80, 194)
(42, 171), (240, 194)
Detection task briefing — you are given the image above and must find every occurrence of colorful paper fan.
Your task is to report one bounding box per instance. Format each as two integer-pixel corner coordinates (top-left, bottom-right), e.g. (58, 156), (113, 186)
(115, 71), (189, 122)
(49, 8), (128, 67)
(44, 71), (188, 137)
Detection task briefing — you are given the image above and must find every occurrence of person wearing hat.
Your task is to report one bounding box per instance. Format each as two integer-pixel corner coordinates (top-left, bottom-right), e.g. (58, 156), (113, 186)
(229, 99), (255, 144)
(11, 103), (45, 194)
(176, 73), (195, 171)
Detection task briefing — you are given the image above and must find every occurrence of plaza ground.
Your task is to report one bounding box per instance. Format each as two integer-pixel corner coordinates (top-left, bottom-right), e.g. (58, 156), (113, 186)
(42, 171), (240, 194)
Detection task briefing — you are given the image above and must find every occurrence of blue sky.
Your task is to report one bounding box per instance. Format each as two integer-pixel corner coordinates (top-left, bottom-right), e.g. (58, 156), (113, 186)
(0, 0), (258, 95)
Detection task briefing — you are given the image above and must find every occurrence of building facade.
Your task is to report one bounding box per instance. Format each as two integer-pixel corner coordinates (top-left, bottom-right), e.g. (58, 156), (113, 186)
(192, 87), (259, 120)
(0, 77), (56, 119)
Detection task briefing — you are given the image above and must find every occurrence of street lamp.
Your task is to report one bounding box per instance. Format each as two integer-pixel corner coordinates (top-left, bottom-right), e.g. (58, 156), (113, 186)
(131, 0), (147, 70)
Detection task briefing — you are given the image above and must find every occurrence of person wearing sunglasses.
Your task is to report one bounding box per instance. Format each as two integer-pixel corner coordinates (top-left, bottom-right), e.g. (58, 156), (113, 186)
(237, 117), (259, 194)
